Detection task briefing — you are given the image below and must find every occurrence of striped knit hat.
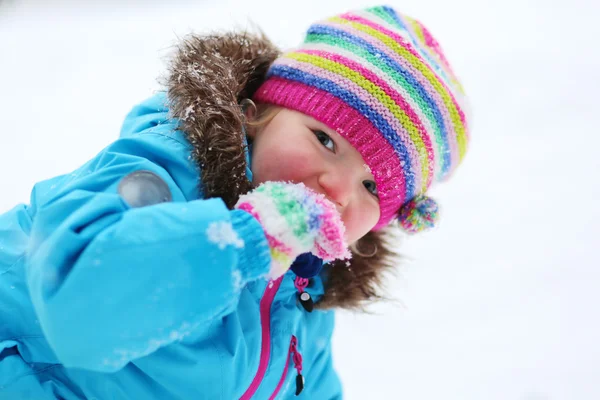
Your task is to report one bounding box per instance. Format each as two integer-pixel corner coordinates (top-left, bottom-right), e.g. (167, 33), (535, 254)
(253, 5), (470, 233)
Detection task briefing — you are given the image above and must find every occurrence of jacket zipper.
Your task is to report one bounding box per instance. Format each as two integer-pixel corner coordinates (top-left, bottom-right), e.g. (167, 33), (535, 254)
(269, 335), (304, 399)
(239, 276), (284, 399)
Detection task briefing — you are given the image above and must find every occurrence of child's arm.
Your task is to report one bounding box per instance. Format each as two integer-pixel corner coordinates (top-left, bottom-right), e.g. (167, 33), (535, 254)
(25, 132), (272, 372)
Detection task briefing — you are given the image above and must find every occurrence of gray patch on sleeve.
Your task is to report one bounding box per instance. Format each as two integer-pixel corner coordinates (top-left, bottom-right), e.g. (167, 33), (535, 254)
(118, 170), (172, 207)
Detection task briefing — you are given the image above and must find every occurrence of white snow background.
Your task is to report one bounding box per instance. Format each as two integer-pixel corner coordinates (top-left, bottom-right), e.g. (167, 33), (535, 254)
(1, 0), (599, 399)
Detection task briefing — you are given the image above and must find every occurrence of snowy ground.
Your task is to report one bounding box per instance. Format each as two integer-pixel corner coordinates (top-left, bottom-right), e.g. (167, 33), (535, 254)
(1, 0), (599, 399)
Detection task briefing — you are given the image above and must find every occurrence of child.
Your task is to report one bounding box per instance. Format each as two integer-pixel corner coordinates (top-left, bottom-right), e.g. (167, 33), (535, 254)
(0, 5), (469, 399)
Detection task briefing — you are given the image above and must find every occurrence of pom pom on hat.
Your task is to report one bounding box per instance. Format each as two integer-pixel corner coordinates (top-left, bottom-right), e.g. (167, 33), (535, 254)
(397, 195), (439, 234)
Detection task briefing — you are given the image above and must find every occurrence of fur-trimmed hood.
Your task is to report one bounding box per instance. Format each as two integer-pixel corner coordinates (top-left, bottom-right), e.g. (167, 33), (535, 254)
(164, 31), (401, 311)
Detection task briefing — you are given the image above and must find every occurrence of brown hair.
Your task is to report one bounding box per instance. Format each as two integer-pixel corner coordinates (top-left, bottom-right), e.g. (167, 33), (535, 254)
(243, 100), (279, 137)
(316, 226), (402, 311)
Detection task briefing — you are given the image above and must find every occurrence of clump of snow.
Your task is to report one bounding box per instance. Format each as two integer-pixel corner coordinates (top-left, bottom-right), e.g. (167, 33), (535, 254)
(232, 269), (243, 291)
(103, 320), (201, 370)
(206, 221), (244, 249)
(183, 104), (195, 121)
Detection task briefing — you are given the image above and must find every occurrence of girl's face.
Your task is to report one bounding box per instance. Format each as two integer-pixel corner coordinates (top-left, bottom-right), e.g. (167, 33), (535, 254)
(248, 107), (380, 244)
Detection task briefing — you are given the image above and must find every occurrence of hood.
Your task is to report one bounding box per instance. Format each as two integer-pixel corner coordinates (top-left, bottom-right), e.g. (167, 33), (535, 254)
(164, 30), (400, 311)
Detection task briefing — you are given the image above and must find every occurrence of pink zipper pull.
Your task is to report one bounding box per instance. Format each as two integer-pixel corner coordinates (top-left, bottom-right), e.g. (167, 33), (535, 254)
(290, 335), (304, 396)
(294, 276), (313, 313)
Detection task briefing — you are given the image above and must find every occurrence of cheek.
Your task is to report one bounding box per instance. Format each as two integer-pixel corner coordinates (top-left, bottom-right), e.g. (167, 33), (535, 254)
(252, 141), (316, 184)
(343, 202), (380, 243)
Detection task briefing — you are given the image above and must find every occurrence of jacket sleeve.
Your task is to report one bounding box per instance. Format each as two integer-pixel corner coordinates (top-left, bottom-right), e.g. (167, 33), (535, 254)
(298, 311), (343, 399)
(25, 131), (271, 372)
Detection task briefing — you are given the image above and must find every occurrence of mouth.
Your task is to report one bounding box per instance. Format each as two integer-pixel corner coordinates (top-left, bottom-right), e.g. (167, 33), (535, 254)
(325, 197), (343, 216)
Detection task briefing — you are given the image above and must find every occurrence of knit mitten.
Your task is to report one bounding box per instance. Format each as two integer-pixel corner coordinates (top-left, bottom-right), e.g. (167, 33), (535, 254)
(235, 182), (351, 279)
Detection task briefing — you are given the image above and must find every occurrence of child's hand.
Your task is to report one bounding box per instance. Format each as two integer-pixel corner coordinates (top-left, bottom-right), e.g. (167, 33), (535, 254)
(235, 182), (351, 279)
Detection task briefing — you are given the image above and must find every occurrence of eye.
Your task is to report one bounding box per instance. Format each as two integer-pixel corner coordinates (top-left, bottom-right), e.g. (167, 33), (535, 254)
(363, 180), (378, 197)
(314, 130), (335, 152)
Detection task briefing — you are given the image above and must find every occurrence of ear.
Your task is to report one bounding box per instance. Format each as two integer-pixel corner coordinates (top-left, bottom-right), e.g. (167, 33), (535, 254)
(240, 98), (258, 138)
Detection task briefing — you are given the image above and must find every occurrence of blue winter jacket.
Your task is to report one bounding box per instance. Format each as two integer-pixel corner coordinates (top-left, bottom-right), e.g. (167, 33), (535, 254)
(0, 93), (343, 399)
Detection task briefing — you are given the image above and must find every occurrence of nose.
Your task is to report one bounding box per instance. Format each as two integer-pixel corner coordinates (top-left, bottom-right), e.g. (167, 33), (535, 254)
(317, 169), (352, 211)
